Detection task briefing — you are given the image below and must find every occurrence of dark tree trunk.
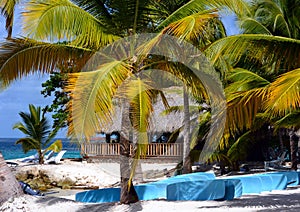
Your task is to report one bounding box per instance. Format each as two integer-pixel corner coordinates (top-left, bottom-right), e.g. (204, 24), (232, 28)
(119, 136), (139, 204)
(289, 130), (298, 170)
(182, 86), (192, 174)
(38, 149), (44, 164)
(279, 128), (285, 153)
(0, 152), (23, 205)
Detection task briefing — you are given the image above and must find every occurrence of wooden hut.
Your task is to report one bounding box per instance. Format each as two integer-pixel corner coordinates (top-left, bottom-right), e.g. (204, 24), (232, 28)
(81, 87), (197, 162)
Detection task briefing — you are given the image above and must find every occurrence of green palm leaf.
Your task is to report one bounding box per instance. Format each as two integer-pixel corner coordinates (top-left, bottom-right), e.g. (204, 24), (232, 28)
(226, 68), (270, 93)
(15, 138), (39, 153)
(23, 0), (118, 48)
(240, 18), (272, 35)
(205, 34), (300, 72)
(0, 38), (92, 87)
(274, 110), (300, 130)
(158, 0), (251, 28)
(227, 130), (252, 161)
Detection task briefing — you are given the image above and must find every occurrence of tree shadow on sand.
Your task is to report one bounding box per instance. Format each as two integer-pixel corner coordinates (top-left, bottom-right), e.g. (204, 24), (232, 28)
(198, 188), (300, 211)
(34, 196), (144, 212)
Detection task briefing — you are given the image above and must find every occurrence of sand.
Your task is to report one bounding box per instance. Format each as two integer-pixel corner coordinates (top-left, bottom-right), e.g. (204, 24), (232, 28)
(2, 187), (300, 211)
(2, 160), (300, 211)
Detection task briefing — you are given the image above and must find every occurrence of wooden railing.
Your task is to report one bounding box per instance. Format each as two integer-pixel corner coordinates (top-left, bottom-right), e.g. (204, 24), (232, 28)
(82, 143), (182, 158)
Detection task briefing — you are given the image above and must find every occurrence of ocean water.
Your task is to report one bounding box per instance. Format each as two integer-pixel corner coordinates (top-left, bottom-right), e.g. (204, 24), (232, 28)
(0, 138), (81, 160)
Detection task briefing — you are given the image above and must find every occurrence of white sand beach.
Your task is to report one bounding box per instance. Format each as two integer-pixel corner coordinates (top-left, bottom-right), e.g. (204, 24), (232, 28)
(2, 160), (300, 211)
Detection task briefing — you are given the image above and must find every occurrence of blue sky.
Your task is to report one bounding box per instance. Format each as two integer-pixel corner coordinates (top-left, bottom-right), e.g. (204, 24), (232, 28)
(0, 7), (238, 138)
(0, 12), (67, 138)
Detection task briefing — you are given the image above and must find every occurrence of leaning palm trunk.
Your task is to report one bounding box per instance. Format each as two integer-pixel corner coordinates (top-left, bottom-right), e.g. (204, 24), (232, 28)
(288, 129), (298, 170)
(119, 100), (139, 204)
(0, 152), (23, 205)
(182, 86), (192, 174)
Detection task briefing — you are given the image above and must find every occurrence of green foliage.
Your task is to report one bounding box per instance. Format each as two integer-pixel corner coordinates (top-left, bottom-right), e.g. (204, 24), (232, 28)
(13, 104), (62, 164)
(41, 71), (71, 130)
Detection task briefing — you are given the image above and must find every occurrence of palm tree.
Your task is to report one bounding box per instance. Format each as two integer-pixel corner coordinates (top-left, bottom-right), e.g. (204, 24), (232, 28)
(0, 0), (230, 203)
(0, 152), (23, 205)
(0, 0), (20, 38)
(13, 104), (62, 164)
(205, 0), (300, 169)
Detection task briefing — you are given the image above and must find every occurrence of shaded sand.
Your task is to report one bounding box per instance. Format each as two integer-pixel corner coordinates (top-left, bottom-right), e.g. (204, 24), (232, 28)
(1, 186), (300, 211)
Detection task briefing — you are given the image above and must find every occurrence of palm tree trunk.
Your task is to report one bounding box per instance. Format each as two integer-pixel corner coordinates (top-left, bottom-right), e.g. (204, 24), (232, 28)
(119, 100), (139, 204)
(289, 129), (298, 170)
(119, 136), (139, 204)
(182, 86), (192, 174)
(38, 149), (44, 164)
(0, 152), (23, 205)
(279, 128), (285, 153)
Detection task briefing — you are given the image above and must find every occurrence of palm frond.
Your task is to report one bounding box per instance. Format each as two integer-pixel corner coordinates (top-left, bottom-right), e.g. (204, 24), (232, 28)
(226, 87), (267, 133)
(225, 68), (270, 93)
(274, 110), (300, 130)
(13, 122), (30, 136)
(227, 130), (252, 161)
(205, 34), (300, 72)
(71, 0), (112, 21)
(15, 138), (39, 153)
(67, 59), (133, 141)
(46, 139), (63, 152)
(265, 68), (300, 116)
(161, 10), (225, 47)
(0, 38), (93, 87)
(240, 18), (272, 35)
(23, 0), (118, 48)
(0, 0), (20, 37)
(158, 0), (251, 28)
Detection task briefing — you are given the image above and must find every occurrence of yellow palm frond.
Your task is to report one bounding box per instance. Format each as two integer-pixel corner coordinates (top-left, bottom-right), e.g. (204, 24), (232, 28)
(67, 59), (133, 140)
(0, 38), (92, 87)
(161, 10), (220, 45)
(158, 0), (251, 28)
(23, 0), (119, 48)
(226, 87), (268, 133)
(265, 68), (300, 116)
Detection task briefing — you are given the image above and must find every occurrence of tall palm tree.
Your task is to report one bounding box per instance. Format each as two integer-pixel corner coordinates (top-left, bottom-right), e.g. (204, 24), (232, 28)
(13, 104), (62, 164)
(0, 152), (23, 205)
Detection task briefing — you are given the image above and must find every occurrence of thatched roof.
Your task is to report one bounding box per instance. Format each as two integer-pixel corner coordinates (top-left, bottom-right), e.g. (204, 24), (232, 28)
(99, 87), (188, 135)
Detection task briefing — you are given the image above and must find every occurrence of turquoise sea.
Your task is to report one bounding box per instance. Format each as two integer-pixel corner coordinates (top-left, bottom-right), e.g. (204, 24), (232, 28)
(0, 138), (81, 160)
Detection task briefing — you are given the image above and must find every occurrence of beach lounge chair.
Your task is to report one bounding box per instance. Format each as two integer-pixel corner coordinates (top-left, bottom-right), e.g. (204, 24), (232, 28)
(17, 149), (51, 163)
(45, 150), (66, 164)
(44, 150), (54, 160)
(17, 152), (39, 163)
(264, 150), (289, 170)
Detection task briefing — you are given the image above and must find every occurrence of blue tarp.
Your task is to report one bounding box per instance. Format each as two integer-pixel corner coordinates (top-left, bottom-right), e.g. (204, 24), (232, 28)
(76, 187), (120, 203)
(224, 175), (263, 194)
(268, 171), (299, 187)
(167, 180), (225, 201)
(76, 171), (296, 203)
(147, 172), (216, 199)
(76, 172), (216, 203)
(255, 173), (287, 191)
(218, 179), (243, 200)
